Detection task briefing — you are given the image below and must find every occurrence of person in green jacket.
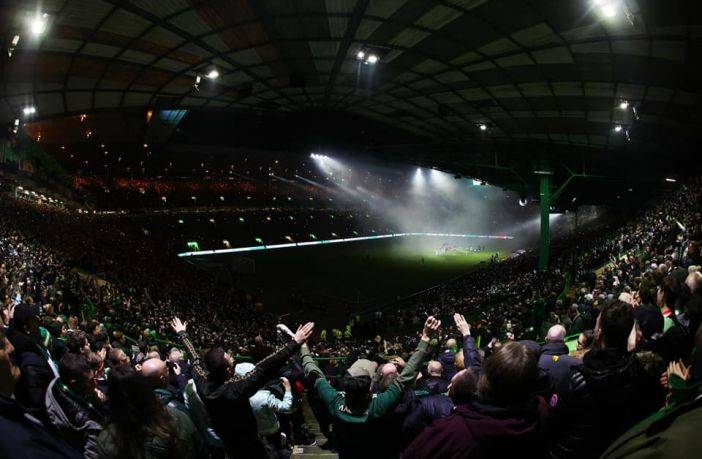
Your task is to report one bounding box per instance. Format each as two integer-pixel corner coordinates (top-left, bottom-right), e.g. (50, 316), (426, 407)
(300, 316), (440, 458)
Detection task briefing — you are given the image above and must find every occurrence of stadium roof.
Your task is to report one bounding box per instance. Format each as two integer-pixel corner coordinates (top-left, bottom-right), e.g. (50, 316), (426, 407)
(1, 0), (701, 197)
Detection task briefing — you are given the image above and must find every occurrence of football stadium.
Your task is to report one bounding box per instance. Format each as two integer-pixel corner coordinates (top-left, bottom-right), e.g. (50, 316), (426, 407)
(1, 1), (702, 458)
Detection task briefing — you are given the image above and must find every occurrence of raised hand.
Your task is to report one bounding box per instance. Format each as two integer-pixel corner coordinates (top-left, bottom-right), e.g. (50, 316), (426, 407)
(453, 313), (471, 336)
(422, 316), (441, 340)
(667, 359), (691, 387)
(293, 322), (315, 344)
(281, 376), (291, 392)
(170, 317), (187, 334)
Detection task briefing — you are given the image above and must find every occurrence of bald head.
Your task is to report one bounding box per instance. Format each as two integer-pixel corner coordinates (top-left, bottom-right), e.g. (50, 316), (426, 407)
(546, 325), (567, 343)
(427, 360), (443, 377)
(380, 363), (397, 377)
(378, 363), (398, 392)
(445, 338), (457, 350)
(141, 358), (168, 389)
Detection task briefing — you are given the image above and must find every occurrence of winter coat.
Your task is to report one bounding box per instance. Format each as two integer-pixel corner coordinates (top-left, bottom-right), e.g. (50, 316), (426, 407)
(539, 342), (582, 395)
(404, 397), (550, 459)
(45, 378), (104, 458)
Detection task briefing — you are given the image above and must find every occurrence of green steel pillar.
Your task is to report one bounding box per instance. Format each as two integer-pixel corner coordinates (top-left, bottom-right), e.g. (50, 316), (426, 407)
(538, 174), (551, 271)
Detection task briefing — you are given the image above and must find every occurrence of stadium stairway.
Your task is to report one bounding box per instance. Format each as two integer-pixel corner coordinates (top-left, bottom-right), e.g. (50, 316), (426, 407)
(291, 399), (338, 459)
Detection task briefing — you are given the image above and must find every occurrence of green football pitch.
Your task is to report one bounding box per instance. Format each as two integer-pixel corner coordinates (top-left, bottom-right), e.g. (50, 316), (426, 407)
(196, 237), (509, 317)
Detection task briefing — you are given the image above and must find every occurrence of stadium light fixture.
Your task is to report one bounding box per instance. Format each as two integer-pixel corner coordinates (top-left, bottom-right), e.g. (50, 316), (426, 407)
(8, 34), (20, 57)
(205, 69), (219, 80)
(366, 54), (379, 64)
(478, 123), (487, 131)
(614, 124), (623, 133)
(619, 100), (629, 110)
(22, 106), (36, 116)
(356, 50), (365, 60)
(665, 178), (677, 183)
(518, 196), (528, 207)
(29, 13), (48, 36)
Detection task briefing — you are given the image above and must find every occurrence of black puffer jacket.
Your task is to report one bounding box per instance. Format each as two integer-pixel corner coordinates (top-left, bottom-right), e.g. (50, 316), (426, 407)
(552, 348), (665, 458)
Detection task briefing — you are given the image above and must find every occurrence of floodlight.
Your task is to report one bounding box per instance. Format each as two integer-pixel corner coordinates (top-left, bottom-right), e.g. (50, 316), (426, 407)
(367, 54), (379, 64)
(356, 51), (365, 60)
(205, 69), (219, 80)
(601, 3), (617, 18)
(30, 13), (48, 36)
(614, 125), (623, 132)
(22, 106), (36, 116)
(619, 100), (629, 109)
(479, 123), (487, 131)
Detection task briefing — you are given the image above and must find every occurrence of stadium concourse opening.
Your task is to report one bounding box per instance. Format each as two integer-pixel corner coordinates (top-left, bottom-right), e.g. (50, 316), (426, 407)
(2, 1), (702, 458)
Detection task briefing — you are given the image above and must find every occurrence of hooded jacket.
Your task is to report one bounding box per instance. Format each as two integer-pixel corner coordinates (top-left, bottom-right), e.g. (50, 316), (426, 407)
(403, 397), (550, 459)
(45, 378), (104, 459)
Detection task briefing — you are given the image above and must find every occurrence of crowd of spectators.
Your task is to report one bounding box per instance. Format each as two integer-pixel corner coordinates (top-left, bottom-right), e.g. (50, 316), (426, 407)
(1, 174), (702, 457)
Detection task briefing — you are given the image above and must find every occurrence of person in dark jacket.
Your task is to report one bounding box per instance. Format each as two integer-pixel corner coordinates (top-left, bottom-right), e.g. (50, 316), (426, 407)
(6, 303), (57, 417)
(173, 317), (314, 458)
(553, 301), (665, 458)
(142, 357), (189, 415)
(425, 360), (449, 394)
(404, 341), (549, 459)
(539, 325), (582, 395)
(402, 366), (479, 445)
(0, 328), (82, 459)
(437, 338), (458, 381)
(45, 353), (105, 458)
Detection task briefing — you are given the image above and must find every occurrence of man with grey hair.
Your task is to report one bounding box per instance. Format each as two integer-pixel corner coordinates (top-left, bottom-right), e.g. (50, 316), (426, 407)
(539, 324), (582, 394)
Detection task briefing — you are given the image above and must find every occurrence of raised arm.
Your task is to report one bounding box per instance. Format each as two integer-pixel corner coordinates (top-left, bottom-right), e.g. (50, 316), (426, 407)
(454, 313), (482, 374)
(394, 316), (441, 391)
(171, 317), (207, 380)
(228, 322), (314, 400)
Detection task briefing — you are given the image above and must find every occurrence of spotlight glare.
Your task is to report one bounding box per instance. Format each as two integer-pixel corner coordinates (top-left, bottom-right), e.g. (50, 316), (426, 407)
(367, 54), (379, 64)
(356, 50), (365, 60)
(479, 123), (487, 131)
(22, 106), (36, 116)
(614, 124), (623, 133)
(619, 100), (629, 109)
(29, 13), (48, 36)
(665, 178), (677, 183)
(518, 197), (528, 207)
(601, 3), (617, 18)
(205, 69), (219, 80)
